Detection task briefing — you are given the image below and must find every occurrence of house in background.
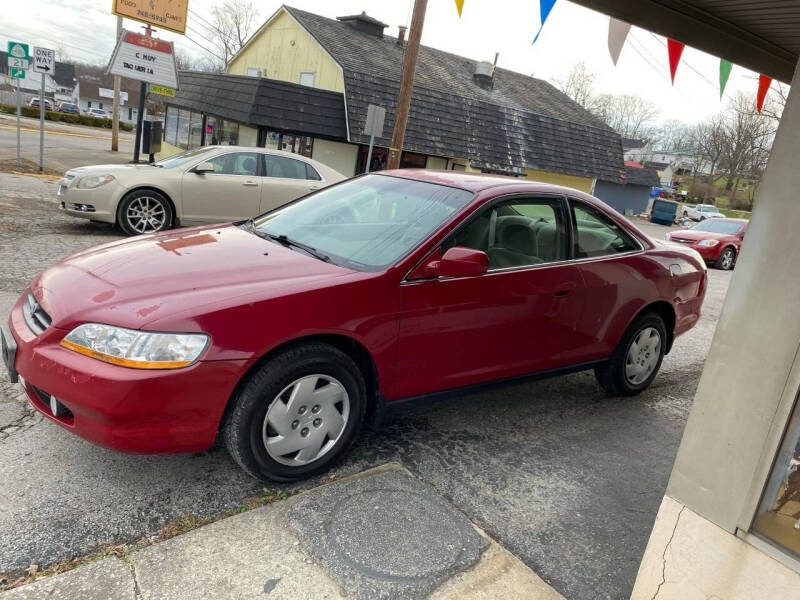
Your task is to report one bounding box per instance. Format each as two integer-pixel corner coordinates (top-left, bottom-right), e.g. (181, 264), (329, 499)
(153, 4), (624, 187)
(594, 160), (660, 215)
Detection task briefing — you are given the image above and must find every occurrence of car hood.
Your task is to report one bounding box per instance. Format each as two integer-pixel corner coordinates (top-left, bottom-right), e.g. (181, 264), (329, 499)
(31, 225), (356, 331)
(669, 229), (728, 241)
(65, 163), (167, 178)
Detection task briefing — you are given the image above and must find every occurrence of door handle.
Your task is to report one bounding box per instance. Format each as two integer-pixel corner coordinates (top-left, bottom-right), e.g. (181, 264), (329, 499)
(243, 180), (258, 186)
(554, 282), (576, 297)
(309, 185), (320, 190)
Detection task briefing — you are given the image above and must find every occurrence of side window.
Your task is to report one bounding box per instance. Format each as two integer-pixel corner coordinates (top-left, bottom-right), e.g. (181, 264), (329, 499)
(445, 197), (568, 270)
(205, 152), (259, 176)
(570, 201), (639, 258)
(265, 155), (308, 180)
(305, 163), (322, 181)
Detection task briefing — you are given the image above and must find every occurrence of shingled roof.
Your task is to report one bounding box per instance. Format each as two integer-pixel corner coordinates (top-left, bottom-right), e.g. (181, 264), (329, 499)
(150, 71), (347, 140)
(623, 165), (660, 187)
(283, 5), (624, 182)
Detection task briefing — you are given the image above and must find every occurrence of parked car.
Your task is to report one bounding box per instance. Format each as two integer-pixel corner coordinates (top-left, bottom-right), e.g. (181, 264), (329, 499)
(86, 108), (110, 119)
(666, 217), (747, 270)
(56, 146), (346, 235)
(3, 171), (707, 481)
(57, 102), (80, 115)
(681, 203), (725, 221)
(28, 97), (54, 111)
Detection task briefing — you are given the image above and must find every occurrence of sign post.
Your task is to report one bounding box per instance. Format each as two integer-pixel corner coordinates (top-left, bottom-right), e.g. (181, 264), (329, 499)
(107, 27), (178, 163)
(363, 104), (386, 174)
(33, 46), (54, 172)
(8, 42), (29, 169)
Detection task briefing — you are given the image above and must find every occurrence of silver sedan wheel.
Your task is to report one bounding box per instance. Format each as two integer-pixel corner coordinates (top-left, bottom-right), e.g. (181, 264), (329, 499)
(262, 374), (350, 467)
(126, 196), (167, 234)
(625, 327), (662, 385)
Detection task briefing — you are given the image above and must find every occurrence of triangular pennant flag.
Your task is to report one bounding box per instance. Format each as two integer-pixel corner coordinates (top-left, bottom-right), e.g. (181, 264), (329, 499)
(719, 59), (732, 99)
(757, 74), (772, 113)
(533, 0), (558, 44)
(454, 0), (464, 17)
(667, 39), (684, 83)
(608, 18), (631, 65)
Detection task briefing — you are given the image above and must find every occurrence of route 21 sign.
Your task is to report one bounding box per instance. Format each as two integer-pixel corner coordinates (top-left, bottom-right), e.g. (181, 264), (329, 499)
(107, 30), (179, 89)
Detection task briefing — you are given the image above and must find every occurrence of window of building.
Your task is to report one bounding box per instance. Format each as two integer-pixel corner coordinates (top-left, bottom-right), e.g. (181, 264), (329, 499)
(753, 393), (800, 558)
(205, 152), (260, 176)
(265, 154), (311, 180)
(189, 112), (203, 149)
(87, 101), (92, 108)
(164, 105), (178, 145)
(299, 71), (315, 87)
(445, 198), (568, 270)
(279, 133), (314, 157)
(246, 67), (261, 77)
(570, 202), (639, 258)
(99, 102), (103, 109)
(400, 151), (427, 169)
(176, 108), (190, 149)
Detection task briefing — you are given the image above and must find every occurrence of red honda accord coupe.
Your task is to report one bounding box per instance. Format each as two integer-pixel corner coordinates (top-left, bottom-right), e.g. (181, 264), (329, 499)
(666, 218), (747, 270)
(2, 171), (706, 481)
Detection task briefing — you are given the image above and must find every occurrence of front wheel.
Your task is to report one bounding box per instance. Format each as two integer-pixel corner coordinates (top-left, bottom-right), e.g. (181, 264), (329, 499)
(222, 343), (366, 481)
(595, 313), (667, 396)
(117, 190), (173, 236)
(715, 247), (736, 270)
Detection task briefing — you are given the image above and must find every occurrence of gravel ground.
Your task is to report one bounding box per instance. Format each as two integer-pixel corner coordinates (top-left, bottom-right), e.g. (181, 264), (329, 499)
(0, 175), (730, 600)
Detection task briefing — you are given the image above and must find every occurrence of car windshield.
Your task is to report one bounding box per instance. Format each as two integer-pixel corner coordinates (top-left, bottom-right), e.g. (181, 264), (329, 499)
(252, 174), (474, 271)
(155, 147), (214, 169)
(691, 220), (743, 234)
(699, 205), (718, 211)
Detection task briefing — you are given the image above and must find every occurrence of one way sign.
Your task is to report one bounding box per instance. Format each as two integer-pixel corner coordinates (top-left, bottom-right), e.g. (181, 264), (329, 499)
(33, 46), (55, 74)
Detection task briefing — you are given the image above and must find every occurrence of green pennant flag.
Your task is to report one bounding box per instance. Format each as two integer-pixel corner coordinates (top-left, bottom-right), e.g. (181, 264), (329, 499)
(719, 59), (732, 99)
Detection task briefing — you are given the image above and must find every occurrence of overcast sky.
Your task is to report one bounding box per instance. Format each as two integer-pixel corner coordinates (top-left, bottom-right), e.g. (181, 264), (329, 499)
(1, 0), (781, 124)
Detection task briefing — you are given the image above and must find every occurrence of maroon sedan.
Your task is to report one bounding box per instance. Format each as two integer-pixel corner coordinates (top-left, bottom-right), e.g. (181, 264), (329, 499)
(666, 218), (747, 270)
(1, 171), (706, 481)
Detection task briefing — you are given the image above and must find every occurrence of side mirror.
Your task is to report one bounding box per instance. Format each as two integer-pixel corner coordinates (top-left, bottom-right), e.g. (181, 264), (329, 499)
(422, 246), (489, 279)
(740, 231), (745, 239)
(193, 162), (215, 174)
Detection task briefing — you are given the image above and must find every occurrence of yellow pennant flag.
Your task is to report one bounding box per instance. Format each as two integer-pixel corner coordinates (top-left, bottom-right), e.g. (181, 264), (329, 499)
(455, 0), (464, 17)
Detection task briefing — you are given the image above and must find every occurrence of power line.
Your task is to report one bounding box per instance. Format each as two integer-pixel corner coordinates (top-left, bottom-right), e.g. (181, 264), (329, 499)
(648, 32), (718, 90)
(0, 30), (108, 61)
(188, 8), (236, 45)
(183, 32), (224, 62)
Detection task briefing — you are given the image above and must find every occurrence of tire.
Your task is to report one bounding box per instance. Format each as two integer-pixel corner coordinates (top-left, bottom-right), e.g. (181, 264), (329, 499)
(715, 246), (736, 270)
(222, 343), (366, 481)
(682, 211), (688, 218)
(594, 312), (667, 396)
(117, 189), (173, 236)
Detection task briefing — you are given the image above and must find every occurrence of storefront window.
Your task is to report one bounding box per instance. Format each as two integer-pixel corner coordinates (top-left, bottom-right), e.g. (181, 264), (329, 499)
(176, 109), (190, 149)
(263, 131), (280, 150)
(164, 106), (178, 146)
(753, 392), (800, 558)
(218, 119), (239, 145)
(189, 112), (203, 149)
(279, 134), (313, 158)
(400, 151), (427, 169)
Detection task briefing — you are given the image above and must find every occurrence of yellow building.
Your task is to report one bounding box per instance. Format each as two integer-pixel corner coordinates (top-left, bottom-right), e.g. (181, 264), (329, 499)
(157, 5), (622, 193)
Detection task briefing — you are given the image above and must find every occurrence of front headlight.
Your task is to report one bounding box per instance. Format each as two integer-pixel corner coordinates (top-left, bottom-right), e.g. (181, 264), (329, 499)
(77, 174), (115, 189)
(60, 323), (209, 369)
(697, 239), (719, 247)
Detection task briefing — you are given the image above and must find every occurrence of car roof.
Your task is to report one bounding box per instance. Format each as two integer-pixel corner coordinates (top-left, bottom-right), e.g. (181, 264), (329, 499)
(375, 168), (590, 195)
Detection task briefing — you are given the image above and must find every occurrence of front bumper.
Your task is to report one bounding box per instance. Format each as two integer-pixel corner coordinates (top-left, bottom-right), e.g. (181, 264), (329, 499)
(57, 177), (123, 224)
(692, 244), (724, 262)
(6, 293), (251, 454)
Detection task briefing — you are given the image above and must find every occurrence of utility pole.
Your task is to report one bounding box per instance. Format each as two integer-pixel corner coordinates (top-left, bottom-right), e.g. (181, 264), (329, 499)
(132, 24), (153, 163)
(111, 16), (122, 152)
(385, 0), (427, 170)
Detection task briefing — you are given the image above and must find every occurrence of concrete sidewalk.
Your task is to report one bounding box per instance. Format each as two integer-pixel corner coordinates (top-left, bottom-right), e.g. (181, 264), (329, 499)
(0, 465), (564, 600)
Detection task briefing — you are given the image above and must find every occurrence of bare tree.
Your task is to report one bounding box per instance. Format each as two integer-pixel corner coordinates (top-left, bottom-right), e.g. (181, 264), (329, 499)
(592, 93), (659, 139)
(759, 81), (788, 132)
(554, 62), (598, 111)
(653, 120), (695, 153)
(210, 0), (260, 70)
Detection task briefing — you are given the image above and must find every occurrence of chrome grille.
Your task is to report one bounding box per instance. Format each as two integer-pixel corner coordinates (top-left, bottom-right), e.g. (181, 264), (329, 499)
(671, 237), (695, 245)
(22, 292), (52, 335)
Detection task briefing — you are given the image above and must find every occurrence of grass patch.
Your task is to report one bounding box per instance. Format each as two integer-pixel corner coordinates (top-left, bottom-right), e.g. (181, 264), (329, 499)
(0, 487), (288, 592)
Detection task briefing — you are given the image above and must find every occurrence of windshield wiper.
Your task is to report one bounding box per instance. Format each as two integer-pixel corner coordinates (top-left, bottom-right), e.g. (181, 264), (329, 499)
(260, 231), (330, 263)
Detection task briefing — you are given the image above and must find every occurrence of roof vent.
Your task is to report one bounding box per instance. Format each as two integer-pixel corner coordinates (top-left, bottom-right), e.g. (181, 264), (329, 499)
(337, 11), (388, 38)
(473, 61), (495, 90)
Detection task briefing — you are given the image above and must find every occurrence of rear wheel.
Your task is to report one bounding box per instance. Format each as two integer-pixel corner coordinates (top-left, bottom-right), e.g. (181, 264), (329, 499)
(117, 190), (173, 236)
(715, 247), (736, 270)
(595, 313), (667, 396)
(223, 343), (366, 481)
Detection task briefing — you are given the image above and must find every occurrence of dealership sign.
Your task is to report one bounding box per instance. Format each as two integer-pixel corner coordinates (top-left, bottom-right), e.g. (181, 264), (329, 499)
(107, 30), (178, 89)
(112, 0), (189, 34)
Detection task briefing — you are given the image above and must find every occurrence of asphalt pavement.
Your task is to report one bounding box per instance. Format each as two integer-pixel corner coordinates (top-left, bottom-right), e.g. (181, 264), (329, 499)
(0, 114), (134, 172)
(0, 174), (730, 600)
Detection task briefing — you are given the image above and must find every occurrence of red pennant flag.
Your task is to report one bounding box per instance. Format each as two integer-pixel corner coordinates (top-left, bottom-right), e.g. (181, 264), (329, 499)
(667, 39), (684, 84)
(757, 74), (772, 113)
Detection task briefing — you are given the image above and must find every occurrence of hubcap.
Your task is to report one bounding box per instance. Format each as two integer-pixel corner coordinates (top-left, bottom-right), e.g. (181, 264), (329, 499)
(126, 196), (166, 233)
(625, 327), (662, 385)
(262, 374), (350, 466)
(721, 250), (733, 269)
